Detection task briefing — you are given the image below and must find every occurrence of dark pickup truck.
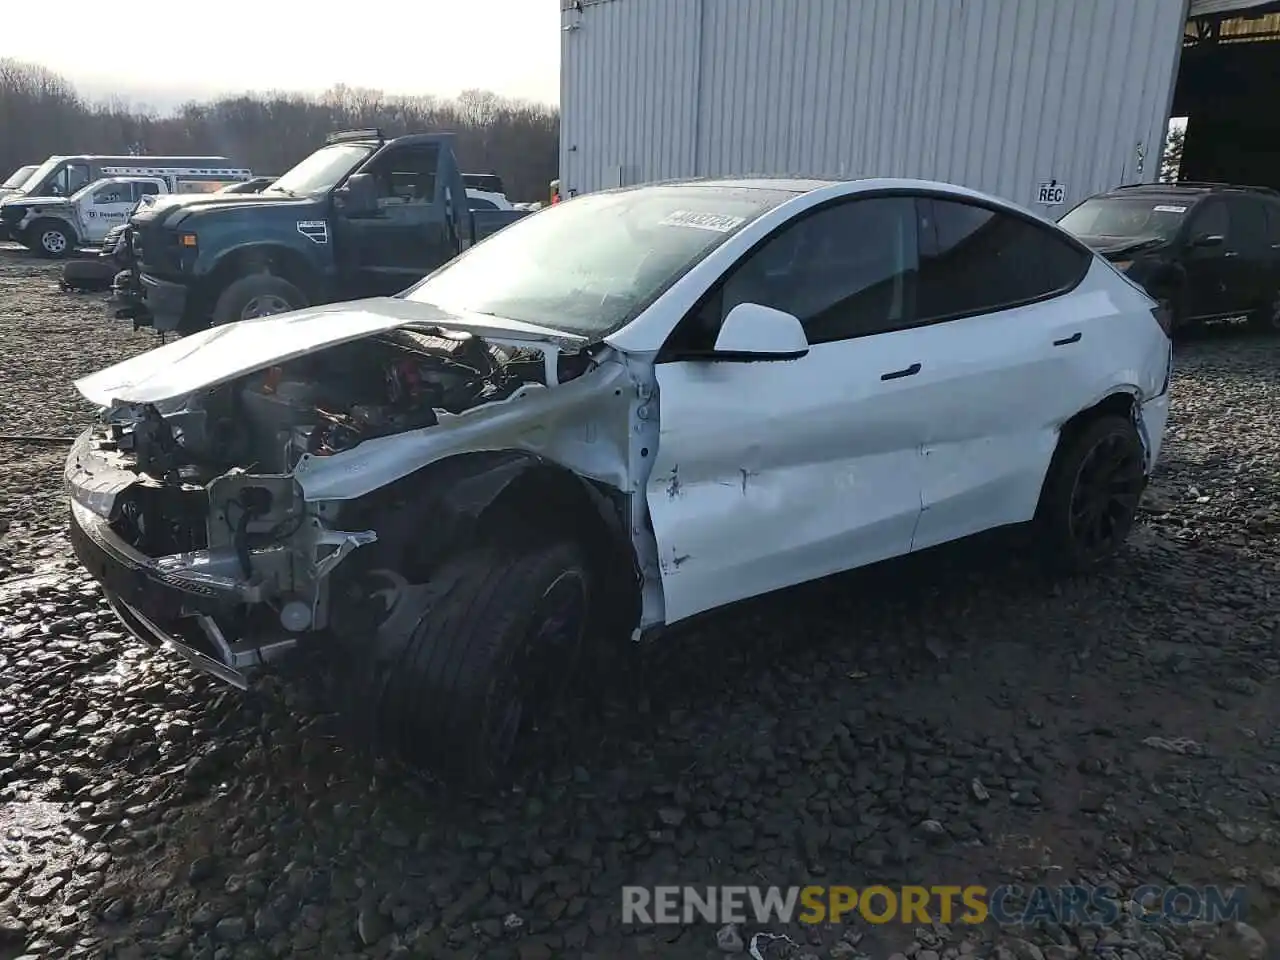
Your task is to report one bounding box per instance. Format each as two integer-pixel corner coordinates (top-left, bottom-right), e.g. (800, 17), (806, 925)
(111, 130), (530, 334)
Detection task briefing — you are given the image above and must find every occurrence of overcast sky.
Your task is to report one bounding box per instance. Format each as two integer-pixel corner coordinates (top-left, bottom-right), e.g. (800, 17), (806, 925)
(1, 0), (560, 112)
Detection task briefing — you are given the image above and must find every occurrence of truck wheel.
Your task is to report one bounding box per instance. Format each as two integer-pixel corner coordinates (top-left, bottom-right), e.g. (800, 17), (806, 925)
(1034, 414), (1147, 575)
(210, 273), (307, 326)
(353, 540), (591, 785)
(31, 220), (73, 259)
(1247, 290), (1280, 334)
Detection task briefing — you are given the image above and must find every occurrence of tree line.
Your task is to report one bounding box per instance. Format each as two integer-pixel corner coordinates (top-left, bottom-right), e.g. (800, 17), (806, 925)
(0, 59), (560, 202)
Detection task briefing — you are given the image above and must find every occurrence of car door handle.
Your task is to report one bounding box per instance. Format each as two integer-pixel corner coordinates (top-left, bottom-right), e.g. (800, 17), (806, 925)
(1223, 251), (1239, 258)
(880, 362), (921, 381)
(1053, 332), (1082, 346)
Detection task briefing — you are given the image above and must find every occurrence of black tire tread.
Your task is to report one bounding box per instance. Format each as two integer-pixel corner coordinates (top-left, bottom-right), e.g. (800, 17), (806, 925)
(361, 541), (585, 783)
(1036, 413), (1144, 575)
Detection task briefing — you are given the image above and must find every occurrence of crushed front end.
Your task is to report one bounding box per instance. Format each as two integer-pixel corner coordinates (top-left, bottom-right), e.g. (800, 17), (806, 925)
(64, 324), (551, 686)
(66, 405), (376, 687)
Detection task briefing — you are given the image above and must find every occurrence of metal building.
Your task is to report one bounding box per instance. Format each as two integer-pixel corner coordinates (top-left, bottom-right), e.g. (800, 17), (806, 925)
(558, 0), (1277, 213)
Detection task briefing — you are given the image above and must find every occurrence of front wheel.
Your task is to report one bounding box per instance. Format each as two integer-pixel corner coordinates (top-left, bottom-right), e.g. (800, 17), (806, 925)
(210, 273), (307, 326)
(1035, 415), (1147, 574)
(1247, 290), (1280, 334)
(30, 220), (73, 259)
(352, 540), (592, 785)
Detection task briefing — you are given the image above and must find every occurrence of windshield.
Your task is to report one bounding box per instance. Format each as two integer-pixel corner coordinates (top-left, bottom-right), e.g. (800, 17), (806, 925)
(403, 185), (790, 337)
(1059, 197), (1188, 241)
(10, 157), (61, 196)
(266, 144), (373, 196)
(1, 165), (37, 190)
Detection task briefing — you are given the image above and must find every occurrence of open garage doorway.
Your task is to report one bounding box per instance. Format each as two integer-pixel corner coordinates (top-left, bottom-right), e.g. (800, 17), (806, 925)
(1172, 1), (1280, 188)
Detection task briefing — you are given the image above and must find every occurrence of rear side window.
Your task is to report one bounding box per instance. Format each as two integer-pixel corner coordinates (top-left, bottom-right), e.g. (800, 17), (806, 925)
(915, 198), (1089, 323)
(1225, 197), (1267, 252)
(1266, 203), (1280, 246)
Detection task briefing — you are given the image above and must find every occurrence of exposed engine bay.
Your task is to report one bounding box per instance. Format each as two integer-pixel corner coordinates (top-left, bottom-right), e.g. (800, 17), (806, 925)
(111, 328), (550, 483)
(73, 327), (583, 588)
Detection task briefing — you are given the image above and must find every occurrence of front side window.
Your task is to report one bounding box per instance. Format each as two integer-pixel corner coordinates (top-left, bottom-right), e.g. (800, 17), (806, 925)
(404, 185), (789, 338)
(1188, 199), (1229, 242)
(916, 198), (1087, 323)
(365, 146), (440, 204)
(137, 182), (161, 196)
(716, 197), (918, 344)
(62, 163), (91, 195)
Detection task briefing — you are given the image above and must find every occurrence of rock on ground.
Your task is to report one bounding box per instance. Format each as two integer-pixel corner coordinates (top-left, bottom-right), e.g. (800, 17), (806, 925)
(1, 243), (1280, 958)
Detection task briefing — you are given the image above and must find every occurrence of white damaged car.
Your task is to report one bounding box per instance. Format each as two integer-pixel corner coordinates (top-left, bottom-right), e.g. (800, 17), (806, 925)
(66, 177), (1173, 781)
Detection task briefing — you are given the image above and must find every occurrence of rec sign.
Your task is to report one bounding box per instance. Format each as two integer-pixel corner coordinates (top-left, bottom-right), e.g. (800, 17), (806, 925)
(1037, 181), (1066, 205)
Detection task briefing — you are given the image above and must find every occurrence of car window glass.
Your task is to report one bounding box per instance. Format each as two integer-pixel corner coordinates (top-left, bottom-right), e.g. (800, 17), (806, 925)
(137, 182), (161, 196)
(717, 197), (918, 344)
(1191, 200), (1229, 241)
(92, 183), (131, 204)
(916, 198), (1087, 322)
(369, 147), (440, 205)
(1267, 204), (1280, 246)
(468, 197), (497, 210)
(1226, 198), (1266, 251)
(64, 164), (92, 195)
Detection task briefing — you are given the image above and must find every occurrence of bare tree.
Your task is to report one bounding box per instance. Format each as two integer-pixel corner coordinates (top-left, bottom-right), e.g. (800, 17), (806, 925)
(0, 58), (560, 201)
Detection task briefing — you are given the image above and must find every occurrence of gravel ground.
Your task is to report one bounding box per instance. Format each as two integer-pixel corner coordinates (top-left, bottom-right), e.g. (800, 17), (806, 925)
(1, 243), (1279, 960)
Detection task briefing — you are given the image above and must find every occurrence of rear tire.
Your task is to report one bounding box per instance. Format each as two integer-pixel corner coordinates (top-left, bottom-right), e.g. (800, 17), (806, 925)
(1035, 414), (1147, 574)
(352, 540), (591, 786)
(210, 273), (307, 326)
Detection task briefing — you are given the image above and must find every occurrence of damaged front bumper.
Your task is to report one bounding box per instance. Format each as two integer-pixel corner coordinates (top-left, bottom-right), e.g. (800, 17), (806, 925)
(66, 429), (376, 687)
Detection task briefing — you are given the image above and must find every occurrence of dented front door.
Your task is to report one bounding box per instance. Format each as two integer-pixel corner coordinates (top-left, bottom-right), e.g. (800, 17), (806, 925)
(646, 333), (930, 624)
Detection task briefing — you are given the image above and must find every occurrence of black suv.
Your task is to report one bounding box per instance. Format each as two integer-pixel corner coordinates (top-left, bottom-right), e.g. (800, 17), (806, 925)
(1058, 182), (1280, 334)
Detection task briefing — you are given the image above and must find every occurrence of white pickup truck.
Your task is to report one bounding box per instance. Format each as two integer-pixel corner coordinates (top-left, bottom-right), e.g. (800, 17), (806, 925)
(3, 172), (250, 258)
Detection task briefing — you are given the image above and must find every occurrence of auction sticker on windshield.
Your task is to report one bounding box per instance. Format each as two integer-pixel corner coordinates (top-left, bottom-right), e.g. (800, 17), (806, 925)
(1153, 205), (1187, 214)
(659, 210), (747, 233)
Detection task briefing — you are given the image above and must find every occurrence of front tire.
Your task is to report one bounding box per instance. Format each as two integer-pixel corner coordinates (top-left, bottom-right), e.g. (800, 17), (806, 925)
(1035, 414), (1147, 574)
(355, 541), (591, 785)
(30, 220), (73, 259)
(1247, 290), (1280, 334)
(210, 273), (307, 326)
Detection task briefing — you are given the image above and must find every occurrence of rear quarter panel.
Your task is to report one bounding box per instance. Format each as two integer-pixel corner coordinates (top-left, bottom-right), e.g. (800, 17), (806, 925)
(1074, 258), (1169, 402)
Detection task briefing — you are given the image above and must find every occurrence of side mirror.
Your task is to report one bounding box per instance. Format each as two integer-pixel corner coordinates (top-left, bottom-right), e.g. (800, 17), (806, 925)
(1191, 233), (1224, 249)
(712, 302), (809, 359)
(335, 173), (378, 215)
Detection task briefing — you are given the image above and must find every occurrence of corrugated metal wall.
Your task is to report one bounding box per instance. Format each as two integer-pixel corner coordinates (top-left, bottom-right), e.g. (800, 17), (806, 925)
(559, 0), (1191, 212)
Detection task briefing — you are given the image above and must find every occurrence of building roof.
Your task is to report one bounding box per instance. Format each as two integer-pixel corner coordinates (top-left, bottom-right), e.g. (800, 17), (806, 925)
(1189, 0), (1280, 18)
